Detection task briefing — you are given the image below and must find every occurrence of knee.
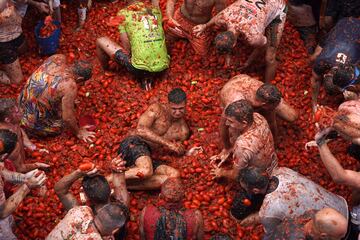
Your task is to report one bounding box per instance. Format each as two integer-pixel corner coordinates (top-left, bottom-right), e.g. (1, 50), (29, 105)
(96, 37), (107, 48)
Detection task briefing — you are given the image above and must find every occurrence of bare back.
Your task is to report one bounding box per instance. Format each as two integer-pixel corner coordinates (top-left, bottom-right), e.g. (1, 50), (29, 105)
(181, 0), (217, 24)
(220, 74), (263, 108)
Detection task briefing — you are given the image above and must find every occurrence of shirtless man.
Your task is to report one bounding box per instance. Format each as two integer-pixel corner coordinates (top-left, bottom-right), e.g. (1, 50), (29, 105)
(220, 74), (298, 138)
(50, 157), (129, 239)
(237, 167), (349, 238)
(265, 208), (350, 240)
(0, 99), (49, 173)
(165, 0), (226, 55)
(193, 0), (287, 82)
(18, 54), (95, 142)
(211, 100), (277, 181)
(331, 62), (360, 101)
(113, 88), (188, 190)
(139, 178), (203, 239)
(310, 17), (360, 113)
(0, 129), (47, 240)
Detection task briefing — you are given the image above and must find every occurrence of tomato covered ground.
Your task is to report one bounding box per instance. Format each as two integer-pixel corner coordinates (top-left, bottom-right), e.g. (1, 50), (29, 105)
(0, 0), (357, 239)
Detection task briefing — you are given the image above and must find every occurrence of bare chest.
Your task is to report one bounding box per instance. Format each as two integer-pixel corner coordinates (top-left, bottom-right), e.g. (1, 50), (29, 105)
(184, 0), (215, 14)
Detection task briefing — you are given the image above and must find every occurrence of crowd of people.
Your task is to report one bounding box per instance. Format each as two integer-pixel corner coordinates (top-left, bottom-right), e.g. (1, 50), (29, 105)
(0, 0), (359, 239)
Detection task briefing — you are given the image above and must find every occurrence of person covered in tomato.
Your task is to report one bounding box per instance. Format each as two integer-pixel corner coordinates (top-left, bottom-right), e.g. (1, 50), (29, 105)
(50, 157), (129, 240)
(0, 0), (25, 85)
(0, 99), (50, 173)
(235, 167), (349, 238)
(0, 130), (47, 240)
(18, 54), (95, 142)
(192, 0), (287, 82)
(266, 208), (351, 240)
(310, 17), (360, 113)
(96, 0), (169, 90)
(113, 88), (188, 190)
(210, 100), (277, 180)
(219, 74), (298, 140)
(165, 0), (226, 55)
(139, 178), (204, 239)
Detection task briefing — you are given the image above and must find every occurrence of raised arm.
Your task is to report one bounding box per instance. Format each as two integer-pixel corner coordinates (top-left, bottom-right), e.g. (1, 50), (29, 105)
(125, 156), (153, 180)
(54, 170), (83, 211)
(111, 157), (129, 207)
(0, 170), (46, 219)
(275, 99), (299, 122)
(311, 70), (322, 114)
(316, 131), (360, 189)
(166, 0), (177, 19)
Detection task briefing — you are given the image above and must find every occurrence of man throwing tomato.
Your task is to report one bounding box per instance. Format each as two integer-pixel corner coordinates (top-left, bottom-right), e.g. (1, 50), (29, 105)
(96, 0), (169, 90)
(193, 0), (287, 82)
(165, 0), (226, 55)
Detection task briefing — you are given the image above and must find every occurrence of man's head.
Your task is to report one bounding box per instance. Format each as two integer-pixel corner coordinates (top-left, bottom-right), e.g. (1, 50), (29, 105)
(304, 208), (348, 240)
(168, 88), (187, 119)
(161, 178), (185, 203)
(215, 31), (237, 54)
(0, 129), (18, 160)
(237, 167), (270, 194)
(256, 84), (282, 110)
(332, 63), (359, 92)
(72, 60), (93, 83)
(224, 100), (254, 132)
(0, 98), (21, 124)
(82, 175), (111, 206)
(94, 202), (129, 237)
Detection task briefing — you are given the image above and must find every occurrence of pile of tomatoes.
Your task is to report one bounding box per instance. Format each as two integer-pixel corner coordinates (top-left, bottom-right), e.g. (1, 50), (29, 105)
(0, 0), (357, 239)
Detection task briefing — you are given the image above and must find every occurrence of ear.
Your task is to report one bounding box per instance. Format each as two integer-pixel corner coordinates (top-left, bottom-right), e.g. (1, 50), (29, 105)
(320, 233), (327, 239)
(252, 188), (261, 194)
(4, 117), (11, 123)
(241, 120), (248, 125)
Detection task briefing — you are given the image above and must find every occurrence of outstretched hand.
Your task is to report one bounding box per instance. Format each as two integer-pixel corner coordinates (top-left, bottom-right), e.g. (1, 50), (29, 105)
(193, 24), (206, 38)
(210, 148), (231, 167)
(77, 125), (95, 143)
(111, 155), (127, 173)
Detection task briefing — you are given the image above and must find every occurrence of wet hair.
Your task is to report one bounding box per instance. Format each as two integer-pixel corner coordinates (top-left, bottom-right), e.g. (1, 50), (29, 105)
(82, 175), (111, 205)
(168, 88), (187, 104)
(161, 178), (185, 203)
(238, 167), (269, 190)
(215, 31), (236, 53)
(210, 234), (233, 240)
(73, 60), (93, 81)
(0, 98), (16, 122)
(95, 202), (129, 235)
(224, 100), (254, 124)
(332, 64), (355, 89)
(256, 84), (282, 106)
(0, 129), (18, 155)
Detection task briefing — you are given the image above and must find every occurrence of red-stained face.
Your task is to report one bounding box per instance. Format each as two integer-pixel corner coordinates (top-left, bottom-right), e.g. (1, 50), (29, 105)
(224, 116), (247, 132)
(168, 102), (186, 120)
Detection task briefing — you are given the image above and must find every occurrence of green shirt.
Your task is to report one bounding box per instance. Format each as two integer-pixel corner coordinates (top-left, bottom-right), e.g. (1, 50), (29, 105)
(118, 2), (170, 72)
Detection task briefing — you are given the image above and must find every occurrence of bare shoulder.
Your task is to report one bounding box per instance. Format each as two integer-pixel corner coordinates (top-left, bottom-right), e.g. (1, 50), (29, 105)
(59, 80), (77, 98)
(144, 103), (164, 117)
(45, 54), (66, 64)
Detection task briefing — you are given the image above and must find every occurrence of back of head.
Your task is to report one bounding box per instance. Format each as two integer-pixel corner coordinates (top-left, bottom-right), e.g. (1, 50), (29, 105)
(238, 167), (269, 190)
(210, 233), (233, 240)
(332, 64), (356, 89)
(94, 202), (129, 236)
(168, 88), (187, 104)
(314, 208), (347, 239)
(73, 60), (93, 81)
(82, 175), (111, 205)
(224, 100), (254, 124)
(0, 98), (16, 122)
(256, 84), (282, 106)
(161, 178), (184, 203)
(215, 31), (236, 53)
(0, 129), (17, 156)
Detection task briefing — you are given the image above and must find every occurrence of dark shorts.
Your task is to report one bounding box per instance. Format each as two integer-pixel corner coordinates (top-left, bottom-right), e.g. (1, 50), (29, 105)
(118, 136), (152, 168)
(0, 34), (25, 65)
(230, 188), (265, 220)
(114, 48), (164, 81)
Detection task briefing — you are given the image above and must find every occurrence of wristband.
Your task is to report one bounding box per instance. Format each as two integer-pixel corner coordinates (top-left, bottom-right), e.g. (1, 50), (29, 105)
(316, 138), (326, 147)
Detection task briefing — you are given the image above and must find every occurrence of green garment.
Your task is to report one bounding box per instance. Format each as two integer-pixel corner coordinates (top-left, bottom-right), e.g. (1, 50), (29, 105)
(118, 2), (170, 72)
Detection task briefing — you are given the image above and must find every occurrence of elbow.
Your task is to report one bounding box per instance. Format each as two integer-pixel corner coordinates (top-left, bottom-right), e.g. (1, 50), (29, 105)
(331, 174), (347, 185)
(54, 183), (65, 196)
(288, 111), (299, 122)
